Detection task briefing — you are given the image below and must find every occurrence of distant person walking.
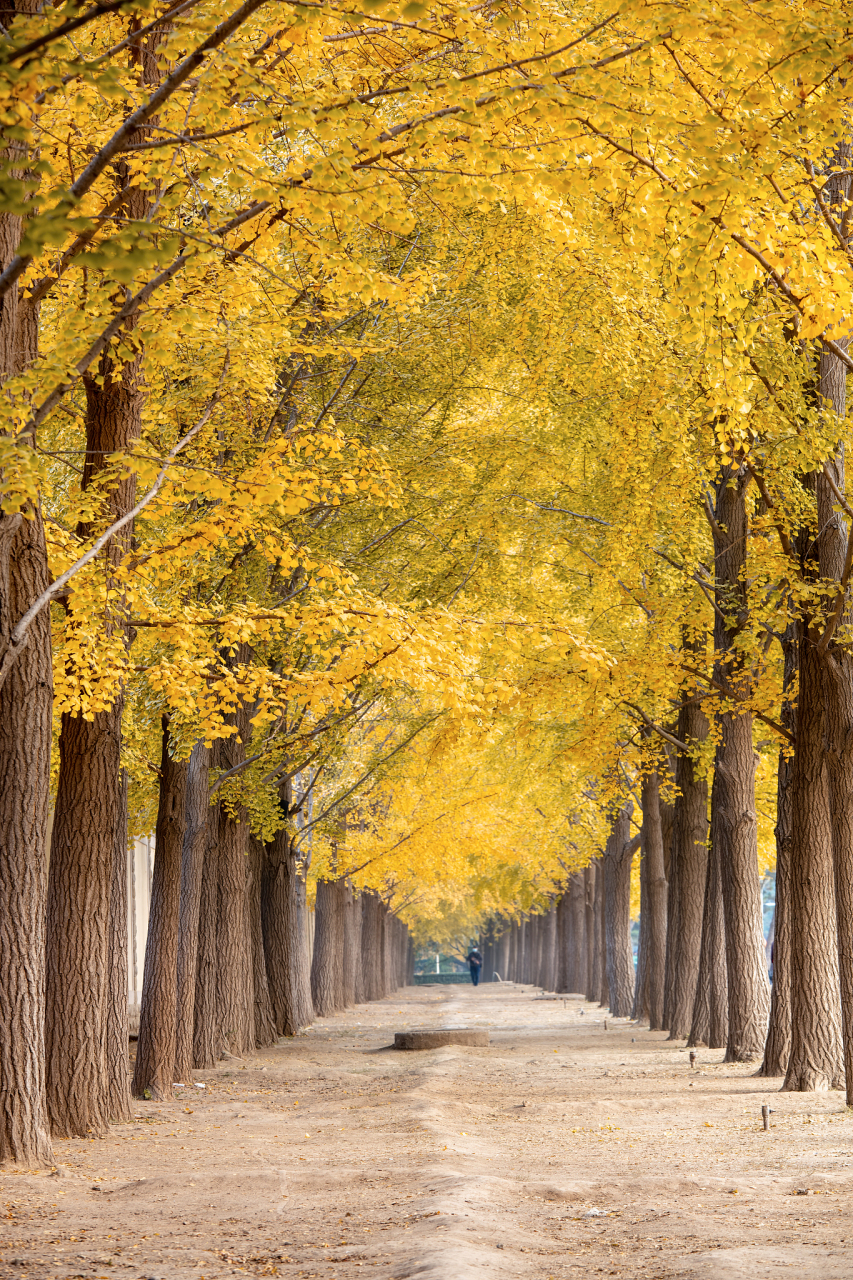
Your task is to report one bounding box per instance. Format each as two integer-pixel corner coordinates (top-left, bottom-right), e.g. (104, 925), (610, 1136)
(466, 945), (483, 987)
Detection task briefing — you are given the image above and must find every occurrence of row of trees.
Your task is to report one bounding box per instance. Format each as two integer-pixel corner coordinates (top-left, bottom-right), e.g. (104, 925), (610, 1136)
(130, 722), (413, 1108)
(484, 809), (739, 1054)
(3, 0), (853, 1168)
(485, 730), (817, 1100)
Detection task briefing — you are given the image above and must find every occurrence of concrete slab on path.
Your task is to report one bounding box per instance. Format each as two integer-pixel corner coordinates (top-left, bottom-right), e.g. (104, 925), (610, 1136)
(394, 1028), (490, 1050)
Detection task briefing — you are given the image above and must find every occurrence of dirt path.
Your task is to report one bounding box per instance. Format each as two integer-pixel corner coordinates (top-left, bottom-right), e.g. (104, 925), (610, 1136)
(3, 984), (853, 1280)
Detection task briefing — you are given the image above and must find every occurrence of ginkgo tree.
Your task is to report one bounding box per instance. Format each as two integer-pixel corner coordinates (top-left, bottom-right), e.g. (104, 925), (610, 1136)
(2, 0), (853, 1168)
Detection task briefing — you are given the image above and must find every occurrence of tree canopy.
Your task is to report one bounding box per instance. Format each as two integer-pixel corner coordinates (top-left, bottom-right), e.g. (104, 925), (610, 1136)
(1, 0), (851, 940)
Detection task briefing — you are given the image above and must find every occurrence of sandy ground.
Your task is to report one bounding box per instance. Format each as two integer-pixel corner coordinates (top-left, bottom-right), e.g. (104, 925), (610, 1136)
(3, 983), (853, 1280)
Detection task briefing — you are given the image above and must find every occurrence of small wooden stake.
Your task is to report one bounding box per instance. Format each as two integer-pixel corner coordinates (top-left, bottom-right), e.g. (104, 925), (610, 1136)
(689, 1050), (696, 1069)
(762, 1104), (770, 1131)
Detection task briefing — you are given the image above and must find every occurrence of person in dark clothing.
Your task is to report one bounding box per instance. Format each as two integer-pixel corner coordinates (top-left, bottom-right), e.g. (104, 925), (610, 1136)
(466, 946), (483, 986)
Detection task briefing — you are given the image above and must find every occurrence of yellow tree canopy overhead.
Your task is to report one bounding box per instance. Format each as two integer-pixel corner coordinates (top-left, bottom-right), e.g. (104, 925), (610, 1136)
(2, 0), (849, 932)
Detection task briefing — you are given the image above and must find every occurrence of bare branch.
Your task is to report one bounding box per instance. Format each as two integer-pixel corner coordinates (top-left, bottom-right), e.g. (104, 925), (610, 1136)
(624, 701), (688, 752)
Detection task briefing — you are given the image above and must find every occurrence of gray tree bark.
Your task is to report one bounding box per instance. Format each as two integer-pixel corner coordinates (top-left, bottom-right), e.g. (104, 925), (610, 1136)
(759, 628), (795, 1078)
(568, 876), (587, 993)
(711, 467), (770, 1061)
(689, 770), (729, 1049)
(0, 0), (54, 1170)
(783, 342), (848, 1089)
(215, 730), (255, 1058)
(584, 863), (597, 1002)
(248, 836), (277, 1048)
(261, 786), (314, 1037)
(633, 841), (650, 1023)
(193, 767), (222, 1069)
(174, 741), (210, 1082)
(361, 892), (384, 1002)
(541, 906), (557, 991)
(641, 767), (667, 1031)
(665, 677), (710, 1039)
(555, 894), (569, 993)
(343, 884), (362, 1006)
(602, 805), (636, 1017)
(592, 858), (608, 1006)
(133, 723), (186, 1099)
(106, 769), (133, 1122)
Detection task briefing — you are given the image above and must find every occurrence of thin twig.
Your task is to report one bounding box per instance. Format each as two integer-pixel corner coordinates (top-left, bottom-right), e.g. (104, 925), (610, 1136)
(294, 714), (443, 846)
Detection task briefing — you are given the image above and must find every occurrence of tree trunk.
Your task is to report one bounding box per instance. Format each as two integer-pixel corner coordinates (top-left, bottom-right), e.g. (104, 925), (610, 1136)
(215, 732), (255, 1058)
(666, 680), (710, 1039)
(133, 722), (187, 1099)
(810, 157), (853, 1104)
(659, 747), (675, 1026)
(529, 915), (542, 987)
(759, 628), (795, 1077)
(773, 349), (847, 1092)
(387, 915), (399, 992)
(395, 918), (407, 989)
(633, 844), (650, 1023)
(174, 741), (210, 1082)
(106, 769), (133, 1122)
(262, 807), (314, 1036)
(716, 714), (770, 1060)
(508, 920), (518, 983)
(312, 879), (345, 1015)
(45, 308), (145, 1138)
(398, 920), (407, 989)
(602, 807), (636, 1017)
(44, 28), (167, 1126)
(248, 836), (276, 1049)
(517, 918), (528, 984)
(193, 789), (222, 1069)
(538, 913), (550, 988)
(380, 901), (392, 995)
(496, 928), (509, 982)
(46, 703), (124, 1136)
(0, 25), (54, 1169)
(592, 858), (608, 1005)
(689, 771), (728, 1049)
(823, 655), (853, 1099)
(784, 651), (844, 1089)
(0, 497), (53, 1165)
(354, 902), (370, 1001)
(568, 876), (587, 993)
(584, 864), (596, 1002)
(541, 906), (557, 992)
(482, 933), (494, 985)
(343, 884), (361, 1006)
(555, 895), (569, 993)
(641, 767), (667, 1031)
(784, 517), (844, 1089)
(711, 467), (770, 1061)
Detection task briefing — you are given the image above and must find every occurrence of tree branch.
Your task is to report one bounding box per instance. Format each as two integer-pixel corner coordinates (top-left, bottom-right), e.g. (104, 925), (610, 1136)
(623, 701), (688, 752)
(4, 0), (141, 63)
(0, 0), (272, 300)
(0, 369), (226, 693)
(294, 714), (443, 846)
